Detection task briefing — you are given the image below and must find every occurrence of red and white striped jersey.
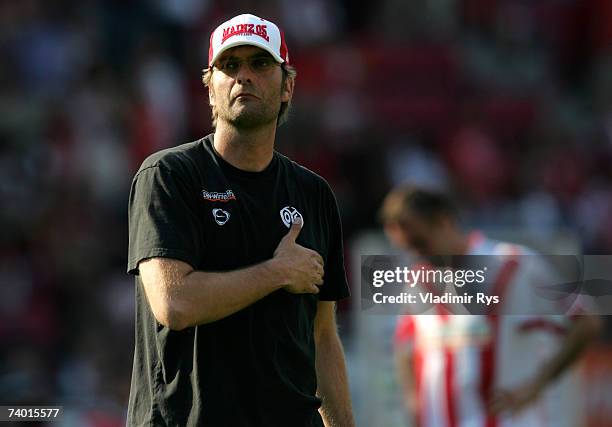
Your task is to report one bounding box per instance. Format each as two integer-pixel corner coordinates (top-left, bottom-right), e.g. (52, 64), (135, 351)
(394, 233), (583, 427)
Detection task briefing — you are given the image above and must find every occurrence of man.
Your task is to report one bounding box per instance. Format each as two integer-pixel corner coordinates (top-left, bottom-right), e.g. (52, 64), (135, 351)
(379, 184), (601, 427)
(126, 14), (354, 427)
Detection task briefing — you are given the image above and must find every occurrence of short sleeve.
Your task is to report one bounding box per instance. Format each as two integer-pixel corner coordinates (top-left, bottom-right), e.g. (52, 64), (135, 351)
(318, 184), (350, 301)
(127, 164), (203, 275)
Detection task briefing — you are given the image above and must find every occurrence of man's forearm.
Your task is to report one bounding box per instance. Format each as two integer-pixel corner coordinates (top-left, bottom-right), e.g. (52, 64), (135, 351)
(141, 221), (323, 330)
(533, 316), (601, 387)
(175, 260), (291, 328)
(142, 258), (286, 329)
(490, 316), (602, 415)
(316, 331), (355, 427)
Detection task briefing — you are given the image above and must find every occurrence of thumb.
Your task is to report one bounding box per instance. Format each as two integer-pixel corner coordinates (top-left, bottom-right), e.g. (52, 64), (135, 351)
(284, 217), (302, 242)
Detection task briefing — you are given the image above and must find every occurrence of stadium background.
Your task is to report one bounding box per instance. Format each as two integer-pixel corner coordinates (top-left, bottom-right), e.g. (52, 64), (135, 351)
(1, 0), (612, 425)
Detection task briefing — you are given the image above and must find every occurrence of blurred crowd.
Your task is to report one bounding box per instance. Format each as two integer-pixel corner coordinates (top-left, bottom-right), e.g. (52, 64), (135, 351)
(1, 0), (612, 425)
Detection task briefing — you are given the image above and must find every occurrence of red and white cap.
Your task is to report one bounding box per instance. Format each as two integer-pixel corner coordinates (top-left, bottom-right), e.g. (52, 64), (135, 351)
(208, 14), (290, 67)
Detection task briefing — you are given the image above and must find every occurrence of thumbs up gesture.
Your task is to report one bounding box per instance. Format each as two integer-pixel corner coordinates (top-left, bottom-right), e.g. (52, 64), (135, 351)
(273, 217), (324, 294)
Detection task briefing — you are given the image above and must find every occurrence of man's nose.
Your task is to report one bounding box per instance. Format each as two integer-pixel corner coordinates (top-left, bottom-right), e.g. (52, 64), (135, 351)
(235, 62), (254, 84)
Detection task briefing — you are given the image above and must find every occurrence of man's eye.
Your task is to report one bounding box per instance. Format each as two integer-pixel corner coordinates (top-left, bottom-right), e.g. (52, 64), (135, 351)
(223, 60), (240, 70)
(251, 58), (271, 70)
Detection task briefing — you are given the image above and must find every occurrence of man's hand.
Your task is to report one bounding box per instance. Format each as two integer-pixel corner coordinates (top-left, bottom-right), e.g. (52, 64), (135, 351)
(488, 379), (545, 416)
(315, 301), (356, 427)
(489, 315), (601, 417)
(273, 218), (324, 294)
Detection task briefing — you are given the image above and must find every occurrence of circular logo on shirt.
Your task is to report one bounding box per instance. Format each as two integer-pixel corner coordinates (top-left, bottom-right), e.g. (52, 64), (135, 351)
(279, 206), (304, 228)
(212, 208), (230, 225)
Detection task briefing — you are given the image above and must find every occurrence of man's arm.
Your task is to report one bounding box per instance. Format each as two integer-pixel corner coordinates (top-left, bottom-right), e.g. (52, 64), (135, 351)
(490, 315), (602, 415)
(315, 301), (355, 427)
(139, 220), (324, 330)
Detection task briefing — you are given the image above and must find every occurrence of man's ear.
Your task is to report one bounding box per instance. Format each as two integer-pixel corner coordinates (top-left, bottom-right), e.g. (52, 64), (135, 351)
(437, 215), (455, 230)
(384, 221), (406, 250)
(281, 76), (294, 103)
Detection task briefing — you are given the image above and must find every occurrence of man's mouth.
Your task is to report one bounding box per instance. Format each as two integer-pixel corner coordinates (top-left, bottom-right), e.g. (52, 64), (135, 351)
(234, 93), (258, 100)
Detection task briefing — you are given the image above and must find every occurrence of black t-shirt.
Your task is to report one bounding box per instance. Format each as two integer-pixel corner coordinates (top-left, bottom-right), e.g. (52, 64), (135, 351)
(126, 135), (350, 427)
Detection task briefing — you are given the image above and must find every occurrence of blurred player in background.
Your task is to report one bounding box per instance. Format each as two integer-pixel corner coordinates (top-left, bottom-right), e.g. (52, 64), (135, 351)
(379, 184), (601, 427)
(126, 13), (354, 427)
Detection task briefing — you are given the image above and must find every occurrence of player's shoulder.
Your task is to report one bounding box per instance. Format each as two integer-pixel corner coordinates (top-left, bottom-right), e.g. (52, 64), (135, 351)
(136, 137), (207, 177)
(472, 235), (536, 257)
(477, 237), (551, 279)
(276, 151), (333, 194)
(491, 240), (536, 257)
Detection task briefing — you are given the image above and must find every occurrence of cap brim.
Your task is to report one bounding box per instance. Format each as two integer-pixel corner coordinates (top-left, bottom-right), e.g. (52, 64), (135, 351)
(209, 39), (284, 67)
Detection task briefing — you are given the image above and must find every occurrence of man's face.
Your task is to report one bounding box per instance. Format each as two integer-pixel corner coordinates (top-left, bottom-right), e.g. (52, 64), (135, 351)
(384, 212), (453, 261)
(209, 45), (293, 129)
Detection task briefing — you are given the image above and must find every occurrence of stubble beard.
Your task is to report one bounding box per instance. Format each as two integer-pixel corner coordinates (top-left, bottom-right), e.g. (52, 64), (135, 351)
(218, 97), (280, 130)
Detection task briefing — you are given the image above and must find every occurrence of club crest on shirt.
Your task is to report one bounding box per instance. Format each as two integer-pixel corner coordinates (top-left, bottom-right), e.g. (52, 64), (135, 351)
(202, 189), (236, 202)
(280, 206), (304, 228)
(212, 208), (230, 225)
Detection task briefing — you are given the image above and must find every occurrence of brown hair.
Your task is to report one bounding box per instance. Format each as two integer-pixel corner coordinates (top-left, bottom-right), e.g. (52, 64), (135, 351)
(379, 185), (458, 224)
